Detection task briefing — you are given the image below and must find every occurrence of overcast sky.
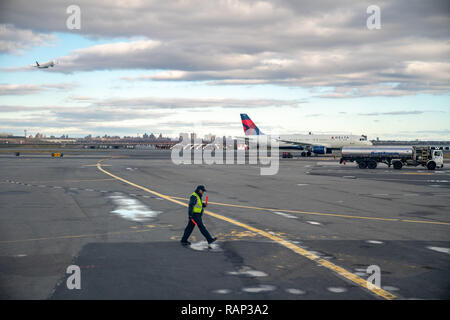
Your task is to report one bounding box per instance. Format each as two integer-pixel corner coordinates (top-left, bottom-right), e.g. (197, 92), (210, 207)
(0, 0), (449, 139)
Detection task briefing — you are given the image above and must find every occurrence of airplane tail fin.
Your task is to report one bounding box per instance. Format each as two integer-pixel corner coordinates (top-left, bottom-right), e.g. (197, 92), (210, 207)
(36, 61), (40, 67)
(240, 114), (263, 135)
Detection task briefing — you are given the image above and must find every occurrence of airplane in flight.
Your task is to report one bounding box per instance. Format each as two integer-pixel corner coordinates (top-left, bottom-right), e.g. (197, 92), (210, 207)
(33, 60), (55, 69)
(240, 113), (372, 155)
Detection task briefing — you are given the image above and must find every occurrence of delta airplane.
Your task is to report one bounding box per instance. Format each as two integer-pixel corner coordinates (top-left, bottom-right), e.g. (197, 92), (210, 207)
(240, 113), (372, 155)
(33, 60), (54, 69)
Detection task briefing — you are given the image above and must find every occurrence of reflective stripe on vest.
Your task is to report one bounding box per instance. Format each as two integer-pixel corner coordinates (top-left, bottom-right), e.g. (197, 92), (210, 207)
(191, 192), (203, 213)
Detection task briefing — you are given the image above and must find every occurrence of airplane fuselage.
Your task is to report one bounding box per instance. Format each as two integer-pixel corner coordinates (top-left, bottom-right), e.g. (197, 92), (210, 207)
(34, 61), (54, 69)
(276, 133), (372, 149)
(243, 134), (371, 149)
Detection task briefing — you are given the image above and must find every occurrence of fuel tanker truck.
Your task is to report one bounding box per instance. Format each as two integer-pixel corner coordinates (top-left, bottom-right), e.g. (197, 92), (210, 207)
(340, 146), (444, 170)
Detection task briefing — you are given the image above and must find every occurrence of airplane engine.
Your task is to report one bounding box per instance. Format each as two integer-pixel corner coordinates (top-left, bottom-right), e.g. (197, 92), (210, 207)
(312, 146), (327, 154)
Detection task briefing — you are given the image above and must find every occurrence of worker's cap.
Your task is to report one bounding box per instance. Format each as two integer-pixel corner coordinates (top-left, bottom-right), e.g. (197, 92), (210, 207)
(196, 185), (207, 192)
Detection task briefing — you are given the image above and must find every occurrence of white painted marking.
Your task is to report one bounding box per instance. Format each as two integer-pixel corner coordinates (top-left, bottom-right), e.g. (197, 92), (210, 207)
(14, 254), (27, 257)
(382, 286), (399, 291)
(213, 289), (231, 294)
(327, 287), (347, 293)
(426, 246), (450, 254)
(272, 211), (297, 219)
(286, 288), (305, 295)
(242, 285), (276, 293)
(306, 221), (321, 225)
(297, 183), (309, 186)
(366, 240), (384, 244)
(316, 162), (340, 166)
(109, 193), (162, 222)
(227, 267), (268, 277)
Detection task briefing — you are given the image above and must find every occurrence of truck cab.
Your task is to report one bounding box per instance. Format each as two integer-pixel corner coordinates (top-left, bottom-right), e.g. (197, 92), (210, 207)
(431, 149), (444, 169)
(414, 147), (444, 170)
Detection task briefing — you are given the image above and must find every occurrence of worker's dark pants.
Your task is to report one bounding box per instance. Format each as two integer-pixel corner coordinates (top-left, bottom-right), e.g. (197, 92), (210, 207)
(181, 213), (213, 243)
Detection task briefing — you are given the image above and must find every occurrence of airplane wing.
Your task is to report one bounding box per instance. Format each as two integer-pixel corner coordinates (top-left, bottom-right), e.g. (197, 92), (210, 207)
(277, 138), (313, 146)
(277, 138), (331, 148)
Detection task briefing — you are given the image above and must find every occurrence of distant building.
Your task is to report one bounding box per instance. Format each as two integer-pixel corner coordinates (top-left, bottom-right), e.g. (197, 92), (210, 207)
(204, 133), (216, 142)
(179, 132), (189, 142)
(0, 132), (13, 137)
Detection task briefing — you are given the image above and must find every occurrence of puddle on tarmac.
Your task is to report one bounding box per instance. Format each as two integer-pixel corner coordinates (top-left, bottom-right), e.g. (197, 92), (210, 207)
(189, 241), (223, 252)
(109, 193), (162, 222)
(242, 285), (276, 293)
(226, 266), (268, 277)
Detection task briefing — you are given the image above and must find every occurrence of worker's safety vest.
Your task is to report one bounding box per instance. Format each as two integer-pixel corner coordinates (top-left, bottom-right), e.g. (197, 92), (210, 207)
(191, 192), (203, 213)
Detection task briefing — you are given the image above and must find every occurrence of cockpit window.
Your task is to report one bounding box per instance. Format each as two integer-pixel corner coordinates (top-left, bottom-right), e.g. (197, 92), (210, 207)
(434, 151), (442, 157)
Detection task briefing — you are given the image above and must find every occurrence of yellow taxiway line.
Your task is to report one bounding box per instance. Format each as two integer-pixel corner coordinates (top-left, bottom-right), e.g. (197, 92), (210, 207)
(169, 197), (450, 226)
(24, 178), (115, 184)
(96, 159), (397, 300)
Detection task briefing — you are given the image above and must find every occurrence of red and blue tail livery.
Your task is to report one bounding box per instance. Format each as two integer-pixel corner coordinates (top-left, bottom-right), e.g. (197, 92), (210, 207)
(240, 114), (263, 136)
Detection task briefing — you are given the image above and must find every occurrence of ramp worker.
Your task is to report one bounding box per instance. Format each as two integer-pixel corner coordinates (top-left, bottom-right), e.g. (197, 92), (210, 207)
(180, 185), (217, 246)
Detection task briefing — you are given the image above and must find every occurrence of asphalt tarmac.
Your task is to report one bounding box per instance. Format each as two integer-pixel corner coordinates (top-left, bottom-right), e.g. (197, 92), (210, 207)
(0, 150), (448, 299)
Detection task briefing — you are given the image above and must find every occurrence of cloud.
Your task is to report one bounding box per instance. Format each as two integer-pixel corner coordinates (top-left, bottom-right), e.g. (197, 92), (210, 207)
(91, 96), (304, 109)
(0, 84), (42, 95)
(358, 110), (425, 116)
(0, 24), (56, 54)
(68, 95), (95, 102)
(0, 104), (176, 137)
(0, 83), (77, 95)
(1, 0), (448, 96)
(0, 95), (298, 135)
(305, 113), (324, 117)
(156, 120), (241, 129)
